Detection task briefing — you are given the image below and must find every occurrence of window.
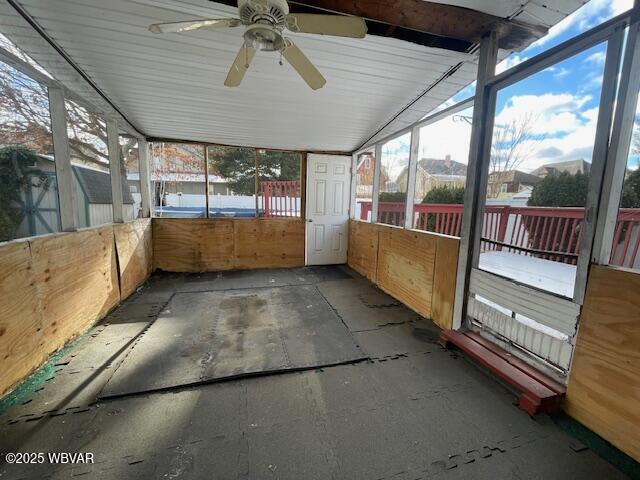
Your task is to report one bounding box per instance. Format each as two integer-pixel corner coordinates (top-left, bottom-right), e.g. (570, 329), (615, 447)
(412, 106), (472, 235)
(150, 143), (205, 218)
(257, 150), (301, 218)
(64, 100), (112, 227)
(207, 145), (256, 217)
(354, 150), (375, 221)
(0, 61), (60, 241)
(610, 90), (640, 271)
(119, 134), (141, 221)
(479, 41), (609, 298)
(377, 133), (411, 226)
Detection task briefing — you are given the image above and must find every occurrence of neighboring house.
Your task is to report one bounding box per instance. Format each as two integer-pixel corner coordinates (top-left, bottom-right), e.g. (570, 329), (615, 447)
(149, 172), (229, 195)
(532, 159), (591, 178)
(355, 152), (388, 198)
(150, 145), (229, 208)
(396, 156), (467, 200)
(488, 170), (541, 199)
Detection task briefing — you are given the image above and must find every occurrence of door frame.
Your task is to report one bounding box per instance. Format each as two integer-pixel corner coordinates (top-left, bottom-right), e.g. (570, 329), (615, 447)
(304, 153), (351, 266)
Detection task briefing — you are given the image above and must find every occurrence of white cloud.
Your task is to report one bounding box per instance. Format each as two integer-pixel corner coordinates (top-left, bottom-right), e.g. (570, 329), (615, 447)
(496, 54), (529, 75)
(551, 67), (570, 79)
(495, 93), (592, 135)
(493, 93), (601, 172)
(531, 0), (633, 49)
(585, 51), (606, 65)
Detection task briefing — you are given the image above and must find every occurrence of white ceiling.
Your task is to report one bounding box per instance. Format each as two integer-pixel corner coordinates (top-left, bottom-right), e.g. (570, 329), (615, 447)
(1, 0), (586, 151)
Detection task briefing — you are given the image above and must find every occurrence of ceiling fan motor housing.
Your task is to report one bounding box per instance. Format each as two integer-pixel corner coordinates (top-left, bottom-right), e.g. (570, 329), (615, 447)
(238, 0), (289, 27)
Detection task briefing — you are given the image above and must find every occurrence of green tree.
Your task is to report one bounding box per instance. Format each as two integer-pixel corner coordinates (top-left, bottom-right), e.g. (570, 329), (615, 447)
(0, 146), (42, 241)
(620, 168), (640, 208)
(528, 171), (589, 207)
(207, 148), (301, 196)
(378, 191), (406, 202)
(418, 186), (464, 232)
(207, 146), (256, 195)
(258, 150), (301, 183)
(422, 185), (465, 204)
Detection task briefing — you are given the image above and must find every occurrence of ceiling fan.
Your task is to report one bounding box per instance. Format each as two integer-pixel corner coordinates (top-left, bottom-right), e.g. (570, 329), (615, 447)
(148, 0), (368, 90)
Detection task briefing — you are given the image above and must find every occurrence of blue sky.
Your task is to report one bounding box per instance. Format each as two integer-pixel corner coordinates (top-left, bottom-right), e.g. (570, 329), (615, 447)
(382, 0), (638, 177)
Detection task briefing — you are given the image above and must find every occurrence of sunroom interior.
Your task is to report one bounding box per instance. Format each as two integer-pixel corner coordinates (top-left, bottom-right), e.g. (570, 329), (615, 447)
(1, 0), (639, 478)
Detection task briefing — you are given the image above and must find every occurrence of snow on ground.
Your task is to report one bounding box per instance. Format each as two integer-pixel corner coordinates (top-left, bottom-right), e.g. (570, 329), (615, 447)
(479, 250), (576, 298)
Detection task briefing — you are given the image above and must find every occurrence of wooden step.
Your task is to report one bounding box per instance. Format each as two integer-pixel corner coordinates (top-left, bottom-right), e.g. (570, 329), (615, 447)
(439, 329), (565, 415)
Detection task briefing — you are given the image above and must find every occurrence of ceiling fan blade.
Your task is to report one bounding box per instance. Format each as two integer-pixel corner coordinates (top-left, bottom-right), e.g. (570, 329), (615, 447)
(285, 14), (367, 38)
(224, 43), (256, 87)
(281, 39), (326, 90)
(149, 18), (241, 34)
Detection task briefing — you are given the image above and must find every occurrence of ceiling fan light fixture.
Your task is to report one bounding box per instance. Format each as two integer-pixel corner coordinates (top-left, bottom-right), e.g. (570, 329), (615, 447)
(243, 24), (284, 52)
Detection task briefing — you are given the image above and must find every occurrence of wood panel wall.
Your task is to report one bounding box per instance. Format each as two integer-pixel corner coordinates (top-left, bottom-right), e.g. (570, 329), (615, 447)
(0, 218), (153, 396)
(152, 218), (305, 272)
(377, 225), (437, 319)
(347, 220), (459, 329)
(114, 218), (153, 299)
(565, 265), (640, 461)
(347, 220), (379, 282)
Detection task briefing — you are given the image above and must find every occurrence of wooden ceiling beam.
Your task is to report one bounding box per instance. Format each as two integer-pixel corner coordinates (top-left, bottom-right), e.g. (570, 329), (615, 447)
(208, 0), (547, 52)
(287, 0), (547, 51)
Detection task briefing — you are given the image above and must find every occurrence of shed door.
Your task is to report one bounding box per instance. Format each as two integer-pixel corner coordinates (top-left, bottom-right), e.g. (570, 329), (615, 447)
(305, 154), (351, 265)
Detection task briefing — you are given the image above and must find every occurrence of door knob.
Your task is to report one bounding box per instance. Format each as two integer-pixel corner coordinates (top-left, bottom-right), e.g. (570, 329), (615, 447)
(307, 219), (313, 222)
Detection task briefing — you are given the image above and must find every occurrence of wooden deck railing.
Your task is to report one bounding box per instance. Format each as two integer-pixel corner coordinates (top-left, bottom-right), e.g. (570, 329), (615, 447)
(262, 180), (301, 217)
(358, 201), (640, 268)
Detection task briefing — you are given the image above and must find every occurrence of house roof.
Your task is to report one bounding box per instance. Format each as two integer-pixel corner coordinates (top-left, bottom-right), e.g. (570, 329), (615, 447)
(417, 158), (467, 176)
(0, 0), (586, 152)
(73, 166), (135, 204)
(489, 170), (541, 185)
(532, 159), (591, 176)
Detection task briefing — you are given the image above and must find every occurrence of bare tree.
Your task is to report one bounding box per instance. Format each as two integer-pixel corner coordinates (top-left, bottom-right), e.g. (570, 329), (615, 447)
(490, 112), (544, 173)
(0, 61), (112, 169)
(488, 112), (545, 197)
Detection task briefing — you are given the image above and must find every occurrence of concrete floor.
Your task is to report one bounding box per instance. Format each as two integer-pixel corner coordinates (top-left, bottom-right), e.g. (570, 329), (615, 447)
(0, 266), (629, 479)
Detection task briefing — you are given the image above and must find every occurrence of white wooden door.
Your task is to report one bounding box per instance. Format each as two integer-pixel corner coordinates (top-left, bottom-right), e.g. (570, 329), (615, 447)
(305, 154), (351, 265)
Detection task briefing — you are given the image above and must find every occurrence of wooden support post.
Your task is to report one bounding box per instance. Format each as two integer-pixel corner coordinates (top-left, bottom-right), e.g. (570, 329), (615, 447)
(107, 118), (124, 223)
(349, 152), (357, 220)
(574, 26), (624, 304)
(204, 145), (210, 218)
(138, 138), (152, 218)
(255, 149), (260, 218)
(48, 86), (77, 231)
(593, 22), (640, 265)
(404, 125), (420, 229)
(371, 143), (382, 223)
(452, 31), (499, 330)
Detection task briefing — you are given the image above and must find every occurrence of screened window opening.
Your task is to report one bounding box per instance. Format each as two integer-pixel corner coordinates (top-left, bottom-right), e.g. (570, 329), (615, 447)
(610, 87), (640, 271)
(258, 150), (301, 218)
(151, 143), (206, 218)
(479, 41), (609, 298)
(119, 134), (141, 221)
(64, 100), (111, 227)
(412, 106), (473, 236)
(0, 61), (59, 241)
(354, 150), (375, 222)
(207, 145), (257, 218)
(377, 133), (411, 226)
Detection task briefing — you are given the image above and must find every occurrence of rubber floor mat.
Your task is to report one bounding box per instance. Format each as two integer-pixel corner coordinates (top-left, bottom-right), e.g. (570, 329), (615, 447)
(100, 285), (366, 397)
